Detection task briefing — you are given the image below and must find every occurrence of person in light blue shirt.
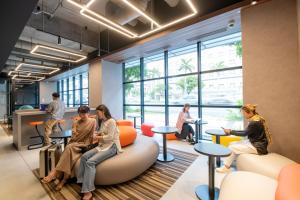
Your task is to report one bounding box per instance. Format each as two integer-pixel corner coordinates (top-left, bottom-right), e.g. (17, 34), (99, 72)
(44, 92), (65, 145)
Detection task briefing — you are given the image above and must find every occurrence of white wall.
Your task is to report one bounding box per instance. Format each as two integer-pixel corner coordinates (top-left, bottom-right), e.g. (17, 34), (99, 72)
(101, 60), (123, 119)
(39, 81), (57, 104)
(88, 60), (123, 119)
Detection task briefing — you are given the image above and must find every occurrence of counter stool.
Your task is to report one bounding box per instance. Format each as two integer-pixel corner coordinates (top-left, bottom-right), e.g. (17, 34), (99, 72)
(28, 121), (44, 150)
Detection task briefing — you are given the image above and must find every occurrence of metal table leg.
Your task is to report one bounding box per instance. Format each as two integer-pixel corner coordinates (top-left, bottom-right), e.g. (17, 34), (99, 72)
(157, 134), (174, 162)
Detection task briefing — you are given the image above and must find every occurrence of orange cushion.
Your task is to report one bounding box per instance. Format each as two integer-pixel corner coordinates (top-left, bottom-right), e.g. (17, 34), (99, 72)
(118, 126), (137, 147)
(276, 164), (300, 200)
(166, 133), (177, 140)
(117, 120), (134, 127)
(141, 123), (155, 137)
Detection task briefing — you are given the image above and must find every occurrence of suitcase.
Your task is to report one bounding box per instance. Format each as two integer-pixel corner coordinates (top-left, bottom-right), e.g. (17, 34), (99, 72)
(39, 144), (62, 178)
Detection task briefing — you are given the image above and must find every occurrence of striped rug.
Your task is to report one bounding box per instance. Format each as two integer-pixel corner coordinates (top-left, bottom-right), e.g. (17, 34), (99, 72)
(33, 148), (198, 200)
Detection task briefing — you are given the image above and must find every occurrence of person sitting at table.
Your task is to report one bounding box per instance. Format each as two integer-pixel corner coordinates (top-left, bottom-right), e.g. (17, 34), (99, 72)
(77, 104), (123, 200)
(41, 105), (96, 190)
(176, 103), (196, 145)
(216, 104), (272, 173)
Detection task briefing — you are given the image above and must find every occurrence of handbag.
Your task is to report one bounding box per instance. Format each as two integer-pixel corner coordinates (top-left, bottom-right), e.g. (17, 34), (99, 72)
(80, 143), (98, 154)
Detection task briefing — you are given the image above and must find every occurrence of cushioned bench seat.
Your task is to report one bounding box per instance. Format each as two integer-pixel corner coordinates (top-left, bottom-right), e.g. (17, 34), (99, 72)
(74, 135), (159, 185)
(236, 153), (296, 179)
(219, 171), (277, 200)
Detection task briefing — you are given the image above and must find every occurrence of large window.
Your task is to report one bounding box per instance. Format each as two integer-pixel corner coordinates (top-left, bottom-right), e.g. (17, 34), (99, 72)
(123, 32), (243, 140)
(58, 72), (89, 107)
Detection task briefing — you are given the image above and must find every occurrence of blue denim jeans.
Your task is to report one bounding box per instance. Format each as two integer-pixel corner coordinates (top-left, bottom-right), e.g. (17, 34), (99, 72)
(77, 144), (117, 193)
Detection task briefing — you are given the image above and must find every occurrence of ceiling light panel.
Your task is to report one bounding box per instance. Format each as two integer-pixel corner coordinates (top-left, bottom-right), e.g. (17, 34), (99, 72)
(67, 0), (197, 38)
(12, 74), (45, 82)
(15, 63), (60, 75)
(30, 45), (87, 63)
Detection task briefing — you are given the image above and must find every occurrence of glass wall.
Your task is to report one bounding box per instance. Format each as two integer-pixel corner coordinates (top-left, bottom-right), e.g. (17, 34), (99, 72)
(57, 72), (89, 107)
(123, 32), (243, 140)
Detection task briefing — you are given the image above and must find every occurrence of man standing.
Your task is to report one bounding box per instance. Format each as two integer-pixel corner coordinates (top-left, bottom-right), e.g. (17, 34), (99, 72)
(44, 92), (65, 145)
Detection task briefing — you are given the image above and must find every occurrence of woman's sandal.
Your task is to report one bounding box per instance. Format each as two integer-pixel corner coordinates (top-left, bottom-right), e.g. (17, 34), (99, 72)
(41, 172), (56, 184)
(55, 179), (67, 191)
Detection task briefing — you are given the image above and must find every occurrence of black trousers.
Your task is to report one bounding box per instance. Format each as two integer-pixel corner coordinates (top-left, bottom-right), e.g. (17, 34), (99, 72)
(176, 123), (195, 139)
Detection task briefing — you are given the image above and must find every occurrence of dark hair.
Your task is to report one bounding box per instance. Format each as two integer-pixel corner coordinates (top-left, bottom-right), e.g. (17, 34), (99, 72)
(96, 104), (112, 120)
(77, 105), (90, 114)
(52, 92), (60, 98)
(182, 103), (191, 112)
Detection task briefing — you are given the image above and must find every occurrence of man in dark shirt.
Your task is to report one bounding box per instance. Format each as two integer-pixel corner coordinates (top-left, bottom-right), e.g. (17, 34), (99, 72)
(216, 104), (271, 173)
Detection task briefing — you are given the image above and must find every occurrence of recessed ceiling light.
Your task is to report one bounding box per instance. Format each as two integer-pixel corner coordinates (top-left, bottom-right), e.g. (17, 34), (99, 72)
(30, 45), (87, 63)
(67, 0), (197, 39)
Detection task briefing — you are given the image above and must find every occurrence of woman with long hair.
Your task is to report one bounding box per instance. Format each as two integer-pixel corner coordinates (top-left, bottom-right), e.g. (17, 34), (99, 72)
(176, 103), (196, 144)
(77, 104), (122, 200)
(216, 104), (272, 173)
(42, 106), (96, 190)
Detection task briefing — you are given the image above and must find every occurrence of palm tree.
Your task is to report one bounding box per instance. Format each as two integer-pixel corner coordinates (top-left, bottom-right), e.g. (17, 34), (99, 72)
(179, 58), (194, 73)
(178, 58), (194, 95)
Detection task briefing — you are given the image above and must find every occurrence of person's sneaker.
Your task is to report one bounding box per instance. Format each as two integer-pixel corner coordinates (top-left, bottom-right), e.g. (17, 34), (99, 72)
(189, 139), (196, 145)
(216, 166), (231, 173)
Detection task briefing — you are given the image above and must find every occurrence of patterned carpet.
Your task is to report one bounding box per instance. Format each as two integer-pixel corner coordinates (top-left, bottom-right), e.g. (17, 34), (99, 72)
(33, 148), (198, 200)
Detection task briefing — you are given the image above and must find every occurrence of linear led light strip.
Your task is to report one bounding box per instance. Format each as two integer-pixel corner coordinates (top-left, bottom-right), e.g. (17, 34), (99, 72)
(30, 45), (87, 63)
(67, 0), (137, 38)
(121, 0), (160, 27)
(67, 0), (197, 39)
(15, 63), (60, 75)
(12, 75), (45, 81)
(8, 70), (49, 76)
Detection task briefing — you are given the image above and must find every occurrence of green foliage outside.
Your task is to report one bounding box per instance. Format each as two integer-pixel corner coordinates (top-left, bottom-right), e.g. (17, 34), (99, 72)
(234, 41), (242, 58)
(225, 109), (243, 121)
(177, 76), (197, 95)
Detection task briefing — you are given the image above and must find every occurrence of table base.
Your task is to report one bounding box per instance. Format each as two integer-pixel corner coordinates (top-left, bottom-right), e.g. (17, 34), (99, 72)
(195, 185), (219, 200)
(157, 153), (174, 162)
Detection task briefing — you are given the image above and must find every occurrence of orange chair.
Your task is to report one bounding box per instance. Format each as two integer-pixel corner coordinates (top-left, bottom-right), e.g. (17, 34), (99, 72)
(28, 121), (44, 150)
(141, 123), (155, 137)
(166, 133), (178, 140)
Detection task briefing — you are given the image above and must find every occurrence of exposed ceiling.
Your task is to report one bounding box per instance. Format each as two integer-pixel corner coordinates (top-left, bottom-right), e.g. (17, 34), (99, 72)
(1, 0), (257, 85)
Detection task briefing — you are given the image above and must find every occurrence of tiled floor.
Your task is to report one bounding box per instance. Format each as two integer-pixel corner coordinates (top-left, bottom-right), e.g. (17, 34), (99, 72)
(0, 127), (227, 200)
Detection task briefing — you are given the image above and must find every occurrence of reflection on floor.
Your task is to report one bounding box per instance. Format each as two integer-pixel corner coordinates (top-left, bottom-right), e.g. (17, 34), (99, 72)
(0, 127), (227, 200)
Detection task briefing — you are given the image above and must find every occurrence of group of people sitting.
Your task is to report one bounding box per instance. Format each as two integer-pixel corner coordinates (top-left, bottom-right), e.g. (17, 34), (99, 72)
(175, 103), (272, 173)
(41, 93), (271, 199)
(42, 104), (122, 200)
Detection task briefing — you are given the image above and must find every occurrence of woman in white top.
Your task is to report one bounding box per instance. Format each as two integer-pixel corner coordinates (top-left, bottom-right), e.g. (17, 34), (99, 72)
(77, 104), (122, 200)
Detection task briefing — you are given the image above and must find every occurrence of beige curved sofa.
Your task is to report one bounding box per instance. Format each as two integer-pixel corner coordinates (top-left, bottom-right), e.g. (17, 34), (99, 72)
(236, 153), (296, 179)
(219, 171), (277, 200)
(74, 135), (159, 185)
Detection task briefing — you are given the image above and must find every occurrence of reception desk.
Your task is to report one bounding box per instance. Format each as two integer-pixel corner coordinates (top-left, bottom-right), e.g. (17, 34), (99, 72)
(13, 108), (95, 150)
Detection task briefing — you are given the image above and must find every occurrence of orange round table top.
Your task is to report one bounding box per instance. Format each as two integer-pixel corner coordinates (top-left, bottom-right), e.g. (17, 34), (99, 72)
(29, 121), (44, 126)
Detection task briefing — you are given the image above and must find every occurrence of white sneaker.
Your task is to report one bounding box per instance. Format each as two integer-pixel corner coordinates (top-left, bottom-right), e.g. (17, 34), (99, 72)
(216, 166), (231, 173)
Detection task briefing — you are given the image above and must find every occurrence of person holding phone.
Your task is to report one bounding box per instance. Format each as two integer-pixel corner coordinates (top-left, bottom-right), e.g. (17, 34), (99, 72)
(175, 103), (196, 144)
(216, 104), (272, 173)
(77, 104), (123, 200)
